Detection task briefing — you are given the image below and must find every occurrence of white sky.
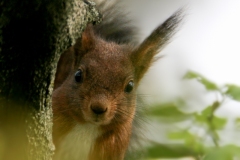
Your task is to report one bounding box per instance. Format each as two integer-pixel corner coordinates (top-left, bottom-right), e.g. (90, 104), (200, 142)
(123, 0), (240, 119)
(122, 0), (240, 146)
(179, 0), (240, 85)
(124, 0), (240, 96)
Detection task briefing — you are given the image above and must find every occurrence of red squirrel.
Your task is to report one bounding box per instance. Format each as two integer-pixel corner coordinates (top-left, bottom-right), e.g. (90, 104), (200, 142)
(52, 0), (182, 159)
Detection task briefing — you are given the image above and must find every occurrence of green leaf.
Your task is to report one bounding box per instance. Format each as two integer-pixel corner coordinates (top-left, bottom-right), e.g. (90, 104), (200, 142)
(234, 117), (240, 129)
(212, 116), (227, 130)
(225, 84), (240, 101)
(146, 103), (191, 121)
(184, 71), (218, 90)
(223, 145), (240, 157)
(184, 71), (201, 79)
(168, 131), (189, 140)
(195, 113), (206, 124)
(194, 106), (212, 124)
(195, 105), (226, 130)
(204, 145), (240, 160)
(168, 131), (205, 154)
(146, 143), (198, 158)
(203, 148), (232, 160)
(202, 106), (212, 117)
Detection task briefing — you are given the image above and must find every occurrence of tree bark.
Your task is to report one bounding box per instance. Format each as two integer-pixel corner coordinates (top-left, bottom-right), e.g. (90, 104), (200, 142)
(0, 0), (101, 159)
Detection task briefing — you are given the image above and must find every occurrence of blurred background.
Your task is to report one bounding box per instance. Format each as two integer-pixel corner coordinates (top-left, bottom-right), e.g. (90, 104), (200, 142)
(121, 0), (240, 159)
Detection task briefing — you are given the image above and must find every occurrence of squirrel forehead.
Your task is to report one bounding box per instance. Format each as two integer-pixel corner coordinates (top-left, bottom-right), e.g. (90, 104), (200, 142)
(78, 41), (134, 86)
(82, 40), (133, 72)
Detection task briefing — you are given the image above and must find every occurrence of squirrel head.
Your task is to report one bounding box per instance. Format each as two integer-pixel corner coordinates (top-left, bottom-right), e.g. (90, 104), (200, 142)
(53, 12), (180, 128)
(53, 25), (136, 127)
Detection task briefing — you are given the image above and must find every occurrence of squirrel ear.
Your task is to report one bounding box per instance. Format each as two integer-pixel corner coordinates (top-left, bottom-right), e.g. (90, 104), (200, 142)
(131, 10), (182, 81)
(74, 24), (95, 54)
(54, 25), (95, 89)
(54, 47), (75, 89)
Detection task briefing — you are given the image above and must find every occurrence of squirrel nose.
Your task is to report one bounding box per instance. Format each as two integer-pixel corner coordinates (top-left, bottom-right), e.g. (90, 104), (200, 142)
(91, 105), (107, 115)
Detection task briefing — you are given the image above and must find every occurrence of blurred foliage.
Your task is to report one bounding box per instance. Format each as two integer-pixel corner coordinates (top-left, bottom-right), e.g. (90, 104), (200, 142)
(184, 71), (219, 91)
(143, 71), (240, 160)
(226, 85), (240, 101)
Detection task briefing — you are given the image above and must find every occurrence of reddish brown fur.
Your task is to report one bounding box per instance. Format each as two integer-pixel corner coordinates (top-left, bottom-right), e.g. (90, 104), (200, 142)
(52, 9), (181, 160)
(53, 26), (136, 159)
(90, 121), (133, 160)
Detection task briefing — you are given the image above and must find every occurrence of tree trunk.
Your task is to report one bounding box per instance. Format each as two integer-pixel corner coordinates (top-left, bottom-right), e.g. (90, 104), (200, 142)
(0, 0), (101, 159)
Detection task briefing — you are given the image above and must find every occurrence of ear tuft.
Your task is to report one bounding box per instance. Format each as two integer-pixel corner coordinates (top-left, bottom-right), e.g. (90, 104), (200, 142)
(74, 24), (96, 54)
(131, 9), (183, 81)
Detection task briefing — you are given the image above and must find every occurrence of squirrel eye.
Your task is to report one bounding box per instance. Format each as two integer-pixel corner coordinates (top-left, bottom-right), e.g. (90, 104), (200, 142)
(75, 69), (83, 83)
(124, 80), (134, 93)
